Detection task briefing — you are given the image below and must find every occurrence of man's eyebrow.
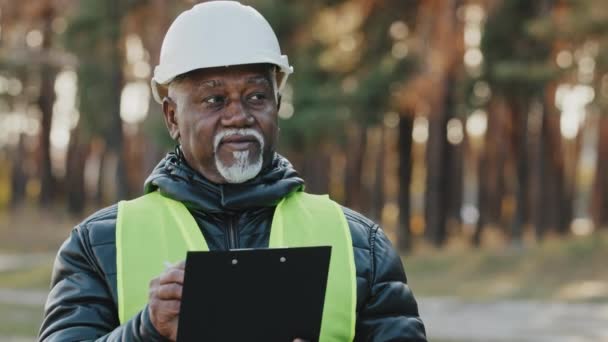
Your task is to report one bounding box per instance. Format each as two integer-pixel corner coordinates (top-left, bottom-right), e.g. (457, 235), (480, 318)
(247, 75), (271, 86)
(197, 79), (223, 88)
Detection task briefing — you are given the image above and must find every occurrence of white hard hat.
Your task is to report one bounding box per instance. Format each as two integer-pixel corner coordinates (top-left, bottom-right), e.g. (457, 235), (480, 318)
(151, 1), (294, 104)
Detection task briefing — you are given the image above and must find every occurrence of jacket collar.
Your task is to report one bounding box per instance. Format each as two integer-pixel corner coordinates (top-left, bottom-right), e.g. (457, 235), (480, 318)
(143, 151), (305, 213)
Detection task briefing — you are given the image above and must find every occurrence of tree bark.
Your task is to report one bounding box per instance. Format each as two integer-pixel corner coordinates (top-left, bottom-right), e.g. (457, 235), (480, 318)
(344, 124), (367, 212)
(509, 99), (529, 247)
(371, 126), (386, 222)
(473, 98), (507, 246)
(592, 115), (608, 229)
(302, 147), (330, 195)
(448, 130), (463, 229)
(424, 74), (455, 247)
(66, 130), (89, 215)
(473, 156), (487, 247)
(10, 134), (28, 208)
(532, 102), (548, 241)
(398, 114), (414, 251)
(137, 0), (173, 176)
(38, 5), (57, 207)
(107, 0), (128, 201)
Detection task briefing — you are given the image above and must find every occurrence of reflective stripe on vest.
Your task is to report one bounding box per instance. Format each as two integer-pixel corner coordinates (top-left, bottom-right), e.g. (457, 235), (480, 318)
(116, 191), (356, 341)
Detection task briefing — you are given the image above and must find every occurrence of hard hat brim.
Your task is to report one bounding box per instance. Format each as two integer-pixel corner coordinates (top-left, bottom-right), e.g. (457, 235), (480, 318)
(151, 61), (293, 104)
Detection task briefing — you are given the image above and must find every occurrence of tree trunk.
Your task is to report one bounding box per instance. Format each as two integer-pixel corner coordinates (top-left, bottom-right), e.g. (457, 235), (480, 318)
(448, 131), (463, 229)
(424, 74), (455, 247)
(398, 114), (414, 251)
(592, 115), (608, 229)
(107, 0), (128, 201)
(544, 112), (566, 233)
(38, 5), (57, 207)
(10, 134), (28, 208)
(66, 130), (89, 215)
(344, 124), (367, 212)
(95, 147), (106, 205)
(473, 155), (487, 247)
(535, 84), (568, 235)
(532, 102), (548, 241)
(473, 99), (507, 246)
(140, 0), (173, 175)
(302, 147), (330, 194)
(371, 126), (385, 222)
(510, 99), (529, 247)
(558, 121), (581, 235)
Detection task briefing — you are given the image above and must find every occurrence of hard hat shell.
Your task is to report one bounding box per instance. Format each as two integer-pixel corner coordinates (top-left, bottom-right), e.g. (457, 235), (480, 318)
(151, 1), (293, 103)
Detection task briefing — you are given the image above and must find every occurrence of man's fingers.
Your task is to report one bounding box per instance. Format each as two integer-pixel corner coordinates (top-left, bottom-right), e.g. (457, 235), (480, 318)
(156, 283), (183, 300)
(149, 276), (160, 289)
(147, 262), (185, 341)
(159, 268), (185, 285)
(149, 299), (181, 316)
(165, 260), (186, 270)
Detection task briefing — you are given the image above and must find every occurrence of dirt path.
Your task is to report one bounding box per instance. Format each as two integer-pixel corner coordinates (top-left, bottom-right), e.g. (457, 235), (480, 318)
(419, 297), (608, 342)
(0, 288), (48, 306)
(0, 253), (55, 272)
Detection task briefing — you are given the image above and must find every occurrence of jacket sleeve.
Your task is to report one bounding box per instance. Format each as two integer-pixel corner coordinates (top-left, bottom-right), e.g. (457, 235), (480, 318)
(354, 226), (427, 342)
(38, 226), (167, 342)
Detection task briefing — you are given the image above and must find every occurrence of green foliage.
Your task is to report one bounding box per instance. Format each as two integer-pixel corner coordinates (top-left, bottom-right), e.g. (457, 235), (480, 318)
(245, 0), (311, 45)
(481, 0), (555, 98)
(75, 62), (118, 139)
(63, 0), (124, 140)
(252, 0), (418, 150)
(492, 61), (556, 86)
(549, 0), (608, 40)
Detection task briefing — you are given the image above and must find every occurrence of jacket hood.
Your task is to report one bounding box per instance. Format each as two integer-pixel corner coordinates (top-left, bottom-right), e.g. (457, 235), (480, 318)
(144, 150), (305, 213)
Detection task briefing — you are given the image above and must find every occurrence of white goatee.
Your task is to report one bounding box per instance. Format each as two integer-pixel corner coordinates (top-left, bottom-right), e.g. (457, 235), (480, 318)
(213, 128), (265, 183)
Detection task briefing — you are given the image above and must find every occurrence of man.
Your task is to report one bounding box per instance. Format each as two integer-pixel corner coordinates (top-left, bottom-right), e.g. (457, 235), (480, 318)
(39, 2), (426, 341)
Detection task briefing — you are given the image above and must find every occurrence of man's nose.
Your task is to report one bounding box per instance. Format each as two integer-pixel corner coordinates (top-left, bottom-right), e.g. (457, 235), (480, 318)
(220, 97), (254, 127)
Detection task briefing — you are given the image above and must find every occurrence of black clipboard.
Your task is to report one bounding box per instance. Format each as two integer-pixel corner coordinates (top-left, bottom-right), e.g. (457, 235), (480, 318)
(177, 246), (332, 342)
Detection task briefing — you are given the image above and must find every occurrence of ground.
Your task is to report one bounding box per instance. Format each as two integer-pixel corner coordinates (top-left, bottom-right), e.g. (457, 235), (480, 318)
(2, 208), (608, 341)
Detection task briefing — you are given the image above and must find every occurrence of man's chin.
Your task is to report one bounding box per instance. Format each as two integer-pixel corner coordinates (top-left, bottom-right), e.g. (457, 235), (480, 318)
(215, 152), (263, 184)
(215, 153), (261, 170)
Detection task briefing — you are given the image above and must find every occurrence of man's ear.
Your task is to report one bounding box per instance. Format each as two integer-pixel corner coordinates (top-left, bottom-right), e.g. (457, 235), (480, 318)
(276, 94), (282, 112)
(162, 96), (180, 141)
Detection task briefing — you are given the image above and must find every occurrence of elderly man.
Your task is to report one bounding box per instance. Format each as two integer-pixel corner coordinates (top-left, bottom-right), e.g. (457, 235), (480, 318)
(39, 2), (426, 341)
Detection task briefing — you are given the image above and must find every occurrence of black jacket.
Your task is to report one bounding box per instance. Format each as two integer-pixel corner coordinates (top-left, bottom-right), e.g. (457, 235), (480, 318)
(39, 153), (426, 341)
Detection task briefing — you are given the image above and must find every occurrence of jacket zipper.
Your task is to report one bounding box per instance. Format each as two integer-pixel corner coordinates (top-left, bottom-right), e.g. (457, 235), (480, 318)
(227, 215), (238, 249)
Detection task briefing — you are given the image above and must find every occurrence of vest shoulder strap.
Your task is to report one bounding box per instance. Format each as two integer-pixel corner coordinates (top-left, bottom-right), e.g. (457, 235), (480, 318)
(271, 192), (356, 342)
(116, 191), (208, 323)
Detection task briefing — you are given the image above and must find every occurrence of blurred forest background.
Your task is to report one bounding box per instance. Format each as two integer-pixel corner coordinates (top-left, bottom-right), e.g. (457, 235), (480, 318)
(2, 0), (608, 250)
(2, 0), (608, 341)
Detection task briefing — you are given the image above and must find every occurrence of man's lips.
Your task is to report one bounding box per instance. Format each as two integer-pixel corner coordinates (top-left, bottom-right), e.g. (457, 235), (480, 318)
(220, 135), (258, 144)
(219, 135), (259, 150)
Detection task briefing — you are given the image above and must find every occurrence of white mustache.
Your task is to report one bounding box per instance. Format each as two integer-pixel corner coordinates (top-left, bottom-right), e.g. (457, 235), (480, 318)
(213, 128), (265, 152)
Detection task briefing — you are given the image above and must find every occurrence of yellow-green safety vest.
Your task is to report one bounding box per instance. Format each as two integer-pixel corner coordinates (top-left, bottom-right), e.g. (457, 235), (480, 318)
(116, 191), (356, 341)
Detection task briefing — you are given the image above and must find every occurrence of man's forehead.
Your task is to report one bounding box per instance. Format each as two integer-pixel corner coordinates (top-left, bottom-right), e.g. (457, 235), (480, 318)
(183, 65), (272, 87)
(198, 75), (270, 88)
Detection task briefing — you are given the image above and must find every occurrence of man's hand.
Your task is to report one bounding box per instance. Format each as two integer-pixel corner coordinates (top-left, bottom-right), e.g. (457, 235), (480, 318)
(148, 260), (186, 341)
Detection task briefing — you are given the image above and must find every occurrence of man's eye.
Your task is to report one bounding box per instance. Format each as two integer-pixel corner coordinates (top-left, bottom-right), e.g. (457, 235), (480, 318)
(204, 96), (224, 104)
(249, 93), (267, 101)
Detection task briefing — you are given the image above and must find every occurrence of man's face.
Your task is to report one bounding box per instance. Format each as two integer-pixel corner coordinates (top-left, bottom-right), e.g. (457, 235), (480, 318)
(162, 64), (279, 184)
